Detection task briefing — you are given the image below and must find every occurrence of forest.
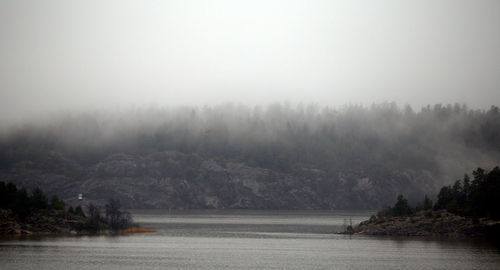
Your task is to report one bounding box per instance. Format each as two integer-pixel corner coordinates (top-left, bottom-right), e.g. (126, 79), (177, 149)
(0, 103), (499, 209)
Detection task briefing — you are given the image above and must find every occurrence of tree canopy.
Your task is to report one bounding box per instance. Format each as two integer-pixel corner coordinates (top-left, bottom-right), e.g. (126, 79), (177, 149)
(435, 166), (500, 219)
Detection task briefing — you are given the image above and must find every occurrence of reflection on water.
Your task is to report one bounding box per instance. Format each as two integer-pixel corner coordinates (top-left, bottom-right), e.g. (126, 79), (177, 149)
(1, 210), (499, 270)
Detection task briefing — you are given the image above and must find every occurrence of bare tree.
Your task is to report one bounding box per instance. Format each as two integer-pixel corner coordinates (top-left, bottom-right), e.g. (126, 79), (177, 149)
(105, 198), (132, 230)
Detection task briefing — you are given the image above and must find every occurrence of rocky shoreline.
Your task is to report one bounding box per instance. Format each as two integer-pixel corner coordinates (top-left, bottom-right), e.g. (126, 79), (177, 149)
(0, 209), (154, 236)
(346, 210), (500, 238)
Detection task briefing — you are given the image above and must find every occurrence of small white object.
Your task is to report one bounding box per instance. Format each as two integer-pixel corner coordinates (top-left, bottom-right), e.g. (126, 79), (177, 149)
(78, 193), (83, 200)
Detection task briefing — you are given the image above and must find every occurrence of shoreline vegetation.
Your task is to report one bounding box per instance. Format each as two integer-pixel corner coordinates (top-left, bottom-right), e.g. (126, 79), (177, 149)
(0, 181), (155, 236)
(345, 167), (500, 240)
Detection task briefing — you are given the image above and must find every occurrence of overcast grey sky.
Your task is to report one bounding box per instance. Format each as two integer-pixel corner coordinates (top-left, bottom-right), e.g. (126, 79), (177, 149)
(1, 0), (500, 123)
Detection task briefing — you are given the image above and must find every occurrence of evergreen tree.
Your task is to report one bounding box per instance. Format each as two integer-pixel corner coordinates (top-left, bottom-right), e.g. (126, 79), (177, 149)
(86, 203), (101, 232)
(422, 195), (433, 210)
(391, 195), (413, 216)
(74, 205), (85, 217)
(462, 174), (471, 201)
(14, 187), (31, 219)
(30, 187), (48, 209)
(50, 195), (65, 210)
(435, 186), (453, 210)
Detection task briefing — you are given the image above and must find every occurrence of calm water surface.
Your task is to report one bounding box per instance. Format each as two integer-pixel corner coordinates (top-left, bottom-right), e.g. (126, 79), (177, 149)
(1, 210), (500, 269)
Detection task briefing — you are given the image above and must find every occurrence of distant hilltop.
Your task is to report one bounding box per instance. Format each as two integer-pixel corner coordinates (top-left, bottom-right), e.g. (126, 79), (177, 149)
(0, 103), (499, 209)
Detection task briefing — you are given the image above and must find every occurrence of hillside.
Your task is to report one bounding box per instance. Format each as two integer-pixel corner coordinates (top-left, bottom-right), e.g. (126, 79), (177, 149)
(0, 103), (499, 209)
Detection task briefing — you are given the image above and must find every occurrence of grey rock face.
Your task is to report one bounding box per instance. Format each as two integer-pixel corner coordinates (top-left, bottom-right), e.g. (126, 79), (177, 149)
(0, 150), (437, 209)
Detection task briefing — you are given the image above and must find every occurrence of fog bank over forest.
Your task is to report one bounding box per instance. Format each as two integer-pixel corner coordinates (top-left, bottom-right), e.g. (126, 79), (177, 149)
(0, 102), (498, 209)
(2, 1), (500, 125)
(2, 1), (500, 209)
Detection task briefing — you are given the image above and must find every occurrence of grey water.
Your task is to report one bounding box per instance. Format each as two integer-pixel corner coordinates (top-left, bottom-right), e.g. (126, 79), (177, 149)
(1, 210), (500, 270)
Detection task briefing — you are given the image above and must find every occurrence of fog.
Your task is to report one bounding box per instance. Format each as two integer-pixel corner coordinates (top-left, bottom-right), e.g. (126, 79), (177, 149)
(2, 102), (499, 178)
(1, 0), (500, 125)
(0, 102), (498, 209)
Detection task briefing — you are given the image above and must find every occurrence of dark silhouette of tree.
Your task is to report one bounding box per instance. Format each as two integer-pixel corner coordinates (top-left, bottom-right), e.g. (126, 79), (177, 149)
(422, 195), (433, 210)
(391, 195), (414, 216)
(377, 194), (415, 217)
(50, 195), (65, 210)
(86, 203), (102, 232)
(2, 182), (18, 209)
(105, 199), (132, 231)
(74, 205), (85, 217)
(14, 187), (30, 220)
(30, 187), (48, 209)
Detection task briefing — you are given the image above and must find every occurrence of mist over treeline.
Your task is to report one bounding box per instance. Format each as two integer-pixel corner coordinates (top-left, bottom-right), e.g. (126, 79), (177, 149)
(1, 102), (499, 185)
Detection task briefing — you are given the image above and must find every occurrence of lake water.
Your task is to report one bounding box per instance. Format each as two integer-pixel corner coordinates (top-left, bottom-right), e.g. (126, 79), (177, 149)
(1, 210), (500, 269)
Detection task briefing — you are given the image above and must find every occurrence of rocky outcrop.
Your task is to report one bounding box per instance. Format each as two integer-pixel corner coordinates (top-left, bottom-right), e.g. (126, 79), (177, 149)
(0, 150), (438, 210)
(0, 208), (154, 236)
(350, 210), (500, 237)
(0, 209), (89, 235)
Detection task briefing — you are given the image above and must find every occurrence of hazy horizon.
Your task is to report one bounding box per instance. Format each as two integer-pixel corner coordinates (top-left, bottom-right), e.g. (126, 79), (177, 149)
(1, 0), (500, 124)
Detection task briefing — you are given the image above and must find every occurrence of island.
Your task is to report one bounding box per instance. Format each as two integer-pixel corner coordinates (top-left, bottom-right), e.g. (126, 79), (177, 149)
(0, 181), (154, 236)
(346, 167), (500, 240)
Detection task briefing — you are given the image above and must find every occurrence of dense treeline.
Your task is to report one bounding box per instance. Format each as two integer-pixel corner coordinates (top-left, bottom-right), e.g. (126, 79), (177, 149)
(0, 181), (66, 219)
(379, 194), (432, 217)
(0, 181), (133, 231)
(1, 103), (499, 180)
(0, 103), (499, 209)
(435, 166), (500, 220)
(381, 167), (500, 220)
